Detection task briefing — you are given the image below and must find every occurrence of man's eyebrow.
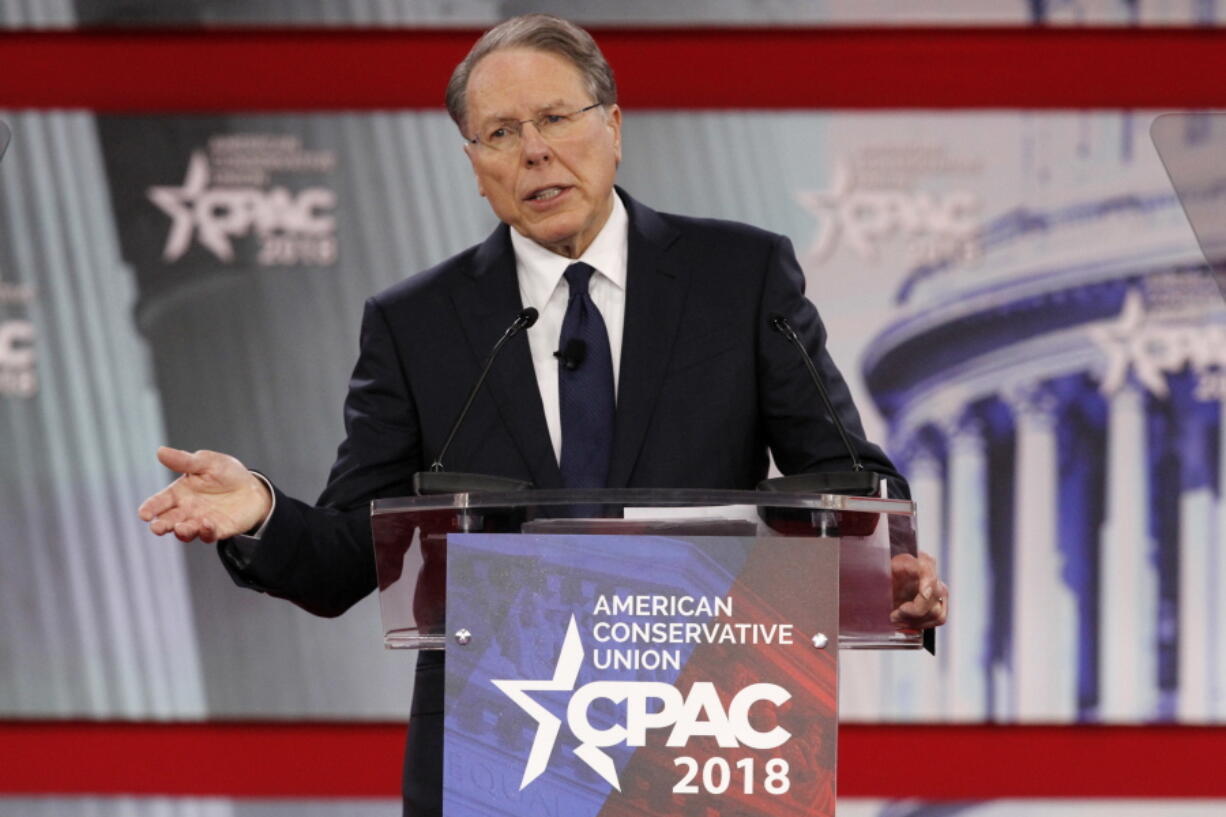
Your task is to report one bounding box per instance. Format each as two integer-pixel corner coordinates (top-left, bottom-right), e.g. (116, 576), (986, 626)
(479, 100), (571, 124)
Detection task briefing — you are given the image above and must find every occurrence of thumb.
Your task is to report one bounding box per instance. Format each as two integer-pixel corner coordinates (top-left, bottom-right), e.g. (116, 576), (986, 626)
(157, 445), (205, 476)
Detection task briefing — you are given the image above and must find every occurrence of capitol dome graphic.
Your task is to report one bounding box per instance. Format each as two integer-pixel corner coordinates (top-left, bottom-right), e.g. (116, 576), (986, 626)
(862, 173), (1226, 723)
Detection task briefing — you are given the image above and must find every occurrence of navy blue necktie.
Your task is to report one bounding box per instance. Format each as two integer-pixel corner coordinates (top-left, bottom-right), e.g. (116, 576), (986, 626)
(558, 262), (615, 491)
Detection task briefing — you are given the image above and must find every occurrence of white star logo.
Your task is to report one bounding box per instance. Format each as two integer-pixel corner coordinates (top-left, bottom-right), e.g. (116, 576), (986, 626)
(1090, 289), (1166, 396)
(796, 160), (855, 266)
(147, 151), (236, 262)
(491, 615), (587, 790)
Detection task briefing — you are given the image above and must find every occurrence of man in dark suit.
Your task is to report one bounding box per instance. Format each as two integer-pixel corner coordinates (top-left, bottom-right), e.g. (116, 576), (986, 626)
(140, 14), (947, 816)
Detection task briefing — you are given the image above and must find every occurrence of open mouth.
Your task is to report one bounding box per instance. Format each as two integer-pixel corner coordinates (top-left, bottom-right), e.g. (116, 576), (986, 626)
(525, 185), (569, 202)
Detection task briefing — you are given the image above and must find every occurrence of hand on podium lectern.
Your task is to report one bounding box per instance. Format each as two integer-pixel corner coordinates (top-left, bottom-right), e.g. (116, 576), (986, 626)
(138, 446), (272, 543)
(890, 551), (948, 630)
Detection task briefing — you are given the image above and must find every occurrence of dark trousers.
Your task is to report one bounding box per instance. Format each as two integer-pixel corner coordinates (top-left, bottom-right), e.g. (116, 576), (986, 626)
(403, 650), (444, 817)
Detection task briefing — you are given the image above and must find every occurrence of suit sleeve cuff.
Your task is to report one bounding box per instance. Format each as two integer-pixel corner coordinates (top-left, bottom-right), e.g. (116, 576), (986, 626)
(219, 471), (276, 569)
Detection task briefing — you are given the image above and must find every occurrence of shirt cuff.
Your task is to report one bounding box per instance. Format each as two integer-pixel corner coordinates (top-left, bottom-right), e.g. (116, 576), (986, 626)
(245, 471), (276, 539)
(220, 472), (276, 569)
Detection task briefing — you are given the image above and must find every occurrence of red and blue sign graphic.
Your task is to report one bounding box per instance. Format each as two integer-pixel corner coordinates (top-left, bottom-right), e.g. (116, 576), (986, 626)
(444, 532), (840, 817)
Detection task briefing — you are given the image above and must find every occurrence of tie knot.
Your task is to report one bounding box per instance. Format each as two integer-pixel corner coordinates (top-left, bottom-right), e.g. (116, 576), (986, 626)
(564, 262), (596, 296)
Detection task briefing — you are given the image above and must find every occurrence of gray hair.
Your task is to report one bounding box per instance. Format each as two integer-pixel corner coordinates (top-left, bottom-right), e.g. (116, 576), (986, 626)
(445, 14), (618, 135)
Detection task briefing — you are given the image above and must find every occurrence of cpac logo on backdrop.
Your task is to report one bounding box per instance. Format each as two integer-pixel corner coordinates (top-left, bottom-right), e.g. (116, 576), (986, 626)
(148, 151), (336, 265)
(492, 615), (791, 792)
(798, 161), (980, 266)
(0, 318), (36, 398)
(1091, 289), (1226, 399)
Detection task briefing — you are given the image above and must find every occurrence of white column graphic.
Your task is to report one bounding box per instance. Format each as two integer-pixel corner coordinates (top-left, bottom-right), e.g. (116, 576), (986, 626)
(1099, 381), (1159, 721)
(0, 112), (207, 718)
(945, 414), (992, 719)
(1177, 412), (1214, 721)
(1011, 386), (1078, 721)
(1216, 399), (1226, 718)
(902, 439), (945, 718)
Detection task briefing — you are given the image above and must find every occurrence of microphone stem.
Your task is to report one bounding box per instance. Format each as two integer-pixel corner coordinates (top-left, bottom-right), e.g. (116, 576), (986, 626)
(778, 321), (864, 472)
(430, 318), (527, 472)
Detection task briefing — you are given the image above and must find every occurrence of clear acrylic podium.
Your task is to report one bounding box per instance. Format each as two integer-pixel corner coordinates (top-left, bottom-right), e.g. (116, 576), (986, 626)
(371, 489), (920, 817)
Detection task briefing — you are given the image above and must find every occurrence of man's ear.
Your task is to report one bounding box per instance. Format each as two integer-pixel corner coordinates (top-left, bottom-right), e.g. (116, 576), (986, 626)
(607, 104), (623, 164)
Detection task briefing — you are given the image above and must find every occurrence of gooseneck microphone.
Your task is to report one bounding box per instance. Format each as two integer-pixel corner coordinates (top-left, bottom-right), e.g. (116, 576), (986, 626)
(760, 313), (881, 496)
(553, 338), (587, 371)
(412, 307), (538, 495)
(769, 314), (863, 472)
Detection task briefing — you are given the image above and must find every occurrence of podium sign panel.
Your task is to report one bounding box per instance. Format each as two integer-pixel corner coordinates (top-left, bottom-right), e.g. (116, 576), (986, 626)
(443, 532), (839, 817)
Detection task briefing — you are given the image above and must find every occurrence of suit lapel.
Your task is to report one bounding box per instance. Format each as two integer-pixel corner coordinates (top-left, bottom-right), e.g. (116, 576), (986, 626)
(608, 191), (685, 487)
(449, 225), (563, 489)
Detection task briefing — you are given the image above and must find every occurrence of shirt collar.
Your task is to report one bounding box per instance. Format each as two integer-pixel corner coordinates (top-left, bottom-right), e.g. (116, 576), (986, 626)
(511, 191), (629, 310)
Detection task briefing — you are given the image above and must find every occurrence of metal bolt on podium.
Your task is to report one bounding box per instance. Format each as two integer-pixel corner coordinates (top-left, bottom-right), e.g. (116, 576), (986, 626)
(454, 629), (472, 646)
(811, 633), (829, 649)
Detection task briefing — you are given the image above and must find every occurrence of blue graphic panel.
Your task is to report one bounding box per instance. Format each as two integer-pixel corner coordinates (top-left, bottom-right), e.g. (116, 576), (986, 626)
(443, 532), (839, 817)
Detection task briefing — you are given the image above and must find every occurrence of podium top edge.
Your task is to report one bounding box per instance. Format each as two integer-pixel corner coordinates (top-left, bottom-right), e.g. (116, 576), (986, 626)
(370, 488), (914, 516)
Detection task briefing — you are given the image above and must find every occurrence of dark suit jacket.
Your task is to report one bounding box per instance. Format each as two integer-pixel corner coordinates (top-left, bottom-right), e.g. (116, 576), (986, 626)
(220, 189), (905, 815)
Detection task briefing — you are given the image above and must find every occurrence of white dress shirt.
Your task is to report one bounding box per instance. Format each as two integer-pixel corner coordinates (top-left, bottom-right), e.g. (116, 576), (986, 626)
(510, 191), (628, 462)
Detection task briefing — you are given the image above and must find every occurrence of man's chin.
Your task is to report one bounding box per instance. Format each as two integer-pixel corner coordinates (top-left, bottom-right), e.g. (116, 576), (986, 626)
(523, 224), (584, 257)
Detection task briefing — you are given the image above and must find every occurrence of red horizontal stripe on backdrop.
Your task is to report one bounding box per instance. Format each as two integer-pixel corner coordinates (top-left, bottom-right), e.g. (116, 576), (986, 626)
(840, 724), (1226, 798)
(0, 721), (406, 797)
(2, 721), (1225, 798)
(4, 27), (1226, 110)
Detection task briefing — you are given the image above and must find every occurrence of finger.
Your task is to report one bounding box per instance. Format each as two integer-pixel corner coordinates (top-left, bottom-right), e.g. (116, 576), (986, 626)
(157, 445), (205, 476)
(930, 598), (948, 626)
(891, 553), (920, 582)
(150, 515), (182, 536)
(891, 588), (947, 627)
(917, 587), (947, 616)
(138, 486), (178, 521)
(892, 553), (919, 574)
(198, 518), (218, 544)
(150, 505), (194, 535)
(932, 583), (950, 625)
(892, 609), (938, 629)
(173, 520), (201, 542)
(893, 599), (931, 620)
(893, 587), (943, 618)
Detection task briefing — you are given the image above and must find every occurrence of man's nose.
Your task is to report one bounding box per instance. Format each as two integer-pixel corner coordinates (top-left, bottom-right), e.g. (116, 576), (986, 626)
(521, 122), (551, 165)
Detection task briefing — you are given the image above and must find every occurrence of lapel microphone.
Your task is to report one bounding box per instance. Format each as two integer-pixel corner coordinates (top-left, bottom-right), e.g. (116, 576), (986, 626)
(759, 313), (881, 497)
(554, 338), (587, 371)
(412, 307), (538, 495)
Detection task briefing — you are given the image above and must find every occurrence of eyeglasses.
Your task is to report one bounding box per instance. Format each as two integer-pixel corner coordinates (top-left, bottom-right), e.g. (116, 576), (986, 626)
(466, 102), (604, 152)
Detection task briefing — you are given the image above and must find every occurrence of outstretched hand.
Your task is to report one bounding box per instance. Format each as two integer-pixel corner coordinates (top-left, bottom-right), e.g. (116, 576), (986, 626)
(138, 446), (272, 543)
(890, 551), (948, 630)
